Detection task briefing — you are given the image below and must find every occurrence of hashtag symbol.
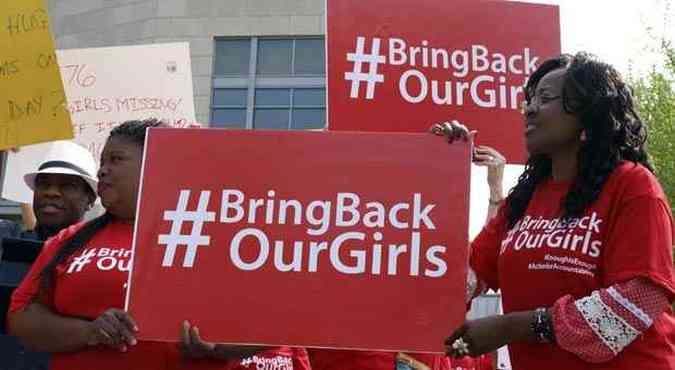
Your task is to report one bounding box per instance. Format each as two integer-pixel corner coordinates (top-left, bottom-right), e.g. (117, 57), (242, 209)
(67, 249), (96, 273)
(345, 36), (386, 100)
(158, 190), (215, 268)
(241, 358), (253, 367)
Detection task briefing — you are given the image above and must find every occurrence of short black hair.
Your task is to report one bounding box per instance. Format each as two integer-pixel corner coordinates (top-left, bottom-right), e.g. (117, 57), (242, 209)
(109, 118), (168, 146)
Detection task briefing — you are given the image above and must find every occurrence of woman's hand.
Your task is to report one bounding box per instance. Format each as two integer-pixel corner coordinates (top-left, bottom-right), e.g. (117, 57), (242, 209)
(445, 316), (509, 358)
(86, 308), (138, 352)
(446, 311), (537, 358)
(431, 121), (506, 202)
(178, 321), (216, 359)
(430, 120), (476, 143)
(474, 145), (506, 199)
(177, 321), (270, 361)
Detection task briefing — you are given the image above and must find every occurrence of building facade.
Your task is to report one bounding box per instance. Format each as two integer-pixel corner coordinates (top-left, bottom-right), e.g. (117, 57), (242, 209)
(47, 0), (327, 129)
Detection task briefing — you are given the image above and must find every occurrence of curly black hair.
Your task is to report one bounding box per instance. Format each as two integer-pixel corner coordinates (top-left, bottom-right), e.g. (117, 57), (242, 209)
(506, 52), (652, 228)
(37, 118), (168, 295)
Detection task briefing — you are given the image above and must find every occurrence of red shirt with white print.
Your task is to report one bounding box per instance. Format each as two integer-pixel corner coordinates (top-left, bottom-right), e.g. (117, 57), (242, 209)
(471, 162), (675, 370)
(307, 349), (450, 370)
(10, 219), (310, 370)
(168, 347), (311, 370)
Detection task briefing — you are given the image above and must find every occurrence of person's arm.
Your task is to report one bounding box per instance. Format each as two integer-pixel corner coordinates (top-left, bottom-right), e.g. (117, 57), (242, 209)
(447, 277), (671, 361)
(9, 303), (93, 352)
(20, 203), (36, 230)
(178, 321), (268, 361)
(552, 193), (675, 362)
(7, 227), (137, 353)
(9, 304), (138, 353)
(473, 145), (506, 222)
(446, 308), (539, 358)
(551, 278), (670, 362)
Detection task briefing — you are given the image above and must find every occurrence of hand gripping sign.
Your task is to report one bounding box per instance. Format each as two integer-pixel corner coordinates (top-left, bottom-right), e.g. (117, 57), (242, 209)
(126, 128), (470, 353)
(327, 0), (561, 163)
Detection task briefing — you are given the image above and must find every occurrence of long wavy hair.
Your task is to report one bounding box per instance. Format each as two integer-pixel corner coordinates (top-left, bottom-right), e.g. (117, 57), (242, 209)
(506, 52), (652, 228)
(38, 119), (166, 294)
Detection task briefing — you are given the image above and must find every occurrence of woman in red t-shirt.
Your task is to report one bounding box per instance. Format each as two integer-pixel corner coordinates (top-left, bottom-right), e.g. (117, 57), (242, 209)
(7, 119), (310, 370)
(434, 52), (675, 370)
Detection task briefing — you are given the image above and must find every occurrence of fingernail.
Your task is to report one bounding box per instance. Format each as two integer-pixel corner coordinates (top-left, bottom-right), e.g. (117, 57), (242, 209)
(131, 338), (137, 346)
(121, 346), (127, 352)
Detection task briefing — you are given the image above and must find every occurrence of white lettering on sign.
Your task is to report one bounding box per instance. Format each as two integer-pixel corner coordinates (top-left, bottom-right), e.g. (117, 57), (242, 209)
(157, 189), (450, 278)
(345, 36), (539, 110)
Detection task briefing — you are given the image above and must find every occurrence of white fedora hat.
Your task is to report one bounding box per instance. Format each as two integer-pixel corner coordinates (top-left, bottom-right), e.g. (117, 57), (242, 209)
(23, 141), (98, 196)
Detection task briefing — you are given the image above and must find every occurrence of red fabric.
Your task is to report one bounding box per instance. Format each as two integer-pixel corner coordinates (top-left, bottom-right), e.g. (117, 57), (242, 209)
(552, 279), (671, 363)
(614, 279), (672, 317)
(470, 162), (675, 370)
(552, 294), (613, 363)
(449, 354), (493, 370)
(9, 220), (309, 370)
(307, 349), (450, 370)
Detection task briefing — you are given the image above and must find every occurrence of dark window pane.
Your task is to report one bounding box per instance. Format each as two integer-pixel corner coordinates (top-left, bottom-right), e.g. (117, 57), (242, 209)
(254, 109), (290, 130)
(255, 89), (291, 107)
(291, 108), (326, 130)
(213, 89), (247, 106)
(214, 39), (250, 75)
(294, 39), (325, 75)
(293, 88), (326, 107)
(212, 109), (247, 128)
(257, 39), (292, 75)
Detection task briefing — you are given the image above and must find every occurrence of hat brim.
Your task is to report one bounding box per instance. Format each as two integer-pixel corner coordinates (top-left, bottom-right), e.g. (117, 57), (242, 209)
(24, 168), (98, 197)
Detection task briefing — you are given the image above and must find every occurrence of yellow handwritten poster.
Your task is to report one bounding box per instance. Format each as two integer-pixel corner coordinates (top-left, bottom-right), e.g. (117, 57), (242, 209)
(0, 0), (73, 150)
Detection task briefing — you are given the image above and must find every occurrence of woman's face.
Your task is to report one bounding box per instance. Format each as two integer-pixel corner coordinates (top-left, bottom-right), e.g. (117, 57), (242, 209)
(97, 135), (144, 221)
(524, 68), (583, 156)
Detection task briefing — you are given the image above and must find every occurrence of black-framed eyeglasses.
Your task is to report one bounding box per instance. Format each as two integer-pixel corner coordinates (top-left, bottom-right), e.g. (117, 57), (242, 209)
(521, 95), (561, 113)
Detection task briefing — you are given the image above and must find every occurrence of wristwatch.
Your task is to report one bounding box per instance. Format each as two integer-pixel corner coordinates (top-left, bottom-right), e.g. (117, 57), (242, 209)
(531, 307), (556, 343)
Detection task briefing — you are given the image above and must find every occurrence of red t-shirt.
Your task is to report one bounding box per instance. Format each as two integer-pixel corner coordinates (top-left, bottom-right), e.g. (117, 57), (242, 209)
(471, 162), (675, 370)
(167, 347), (311, 370)
(307, 349), (450, 370)
(9, 219), (310, 370)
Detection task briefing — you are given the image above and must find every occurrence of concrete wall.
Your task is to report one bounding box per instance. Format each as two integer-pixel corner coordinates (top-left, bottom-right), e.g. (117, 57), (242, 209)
(47, 0), (326, 124)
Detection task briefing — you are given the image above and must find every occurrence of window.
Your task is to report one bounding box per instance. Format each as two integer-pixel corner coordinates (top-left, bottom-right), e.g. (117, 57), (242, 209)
(211, 37), (326, 130)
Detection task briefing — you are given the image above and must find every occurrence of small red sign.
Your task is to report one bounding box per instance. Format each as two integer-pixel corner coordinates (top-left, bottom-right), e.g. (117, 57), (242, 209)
(327, 0), (561, 163)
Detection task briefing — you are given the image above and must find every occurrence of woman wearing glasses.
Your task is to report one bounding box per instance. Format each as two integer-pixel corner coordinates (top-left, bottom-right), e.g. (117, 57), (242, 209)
(435, 52), (675, 370)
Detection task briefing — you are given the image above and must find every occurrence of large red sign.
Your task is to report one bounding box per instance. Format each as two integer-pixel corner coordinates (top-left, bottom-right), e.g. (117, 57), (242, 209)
(126, 128), (470, 353)
(327, 0), (561, 163)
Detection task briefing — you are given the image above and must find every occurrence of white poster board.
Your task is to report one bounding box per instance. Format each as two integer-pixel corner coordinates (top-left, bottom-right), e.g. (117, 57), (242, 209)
(2, 42), (197, 204)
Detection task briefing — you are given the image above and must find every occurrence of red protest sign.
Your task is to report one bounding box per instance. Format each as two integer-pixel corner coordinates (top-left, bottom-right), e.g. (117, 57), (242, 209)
(126, 128), (470, 353)
(326, 0), (561, 164)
